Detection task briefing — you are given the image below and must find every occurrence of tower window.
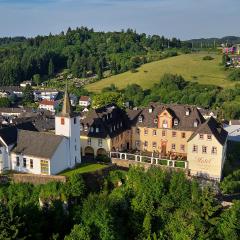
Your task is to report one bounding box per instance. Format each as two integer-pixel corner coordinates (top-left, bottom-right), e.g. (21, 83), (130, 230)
(61, 118), (65, 125)
(74, 118), (77, 124)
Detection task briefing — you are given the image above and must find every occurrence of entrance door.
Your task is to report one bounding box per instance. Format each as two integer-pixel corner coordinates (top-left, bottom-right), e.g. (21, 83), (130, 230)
(161, 142), (167, 156)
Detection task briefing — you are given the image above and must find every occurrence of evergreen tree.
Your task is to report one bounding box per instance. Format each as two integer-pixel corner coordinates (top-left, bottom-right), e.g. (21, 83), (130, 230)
(48, 59), (55, 77)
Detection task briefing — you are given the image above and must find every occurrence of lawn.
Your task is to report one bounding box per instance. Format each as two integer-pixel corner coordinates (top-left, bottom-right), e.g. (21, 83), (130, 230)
(59, 163), (109, 177)
(86, 53), (233, 92)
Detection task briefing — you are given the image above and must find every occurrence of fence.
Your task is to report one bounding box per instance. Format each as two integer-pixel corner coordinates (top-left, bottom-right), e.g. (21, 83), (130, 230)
(110, 152), (188, 169)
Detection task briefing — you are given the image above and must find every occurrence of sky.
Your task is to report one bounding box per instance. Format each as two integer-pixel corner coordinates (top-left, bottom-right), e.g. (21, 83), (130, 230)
(0, 0), (239, 40)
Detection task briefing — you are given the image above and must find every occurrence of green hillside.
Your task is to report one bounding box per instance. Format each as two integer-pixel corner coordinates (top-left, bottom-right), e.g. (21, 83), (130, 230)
(86, 53), (233, 92)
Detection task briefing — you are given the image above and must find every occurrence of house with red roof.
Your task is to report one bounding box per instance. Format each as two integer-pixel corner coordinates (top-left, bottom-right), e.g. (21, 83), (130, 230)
(39, 99), (60, 113)
(79, 96), (91, 107)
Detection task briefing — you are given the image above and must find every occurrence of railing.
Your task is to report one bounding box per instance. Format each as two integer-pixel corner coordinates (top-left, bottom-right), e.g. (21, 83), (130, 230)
(110, 152), (188, 169)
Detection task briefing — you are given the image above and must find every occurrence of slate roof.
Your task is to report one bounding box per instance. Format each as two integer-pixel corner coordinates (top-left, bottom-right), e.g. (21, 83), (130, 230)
(0, 122), (37, 146)
(188, 117), (228, 145)
(136, 103), (205, 131)
(12, 130), (64, 159)
(81, 104), (140, 138)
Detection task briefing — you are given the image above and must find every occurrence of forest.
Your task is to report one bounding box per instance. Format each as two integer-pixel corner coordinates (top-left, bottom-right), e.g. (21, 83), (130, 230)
(0, 27), (182, 86)
(0, 167), (239, 240)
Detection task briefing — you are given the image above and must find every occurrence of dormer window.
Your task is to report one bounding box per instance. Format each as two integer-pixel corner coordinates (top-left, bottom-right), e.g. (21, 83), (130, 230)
(194, 120), (199, 127)
(149, 107), (153, 113)
(154, 118), (158, 124)
(80, 124), (84, 131)
(96, 127), (99, 133)
(186, 109), (190, 116)
(90, 127), (94, 133)
(139, 116), (143, 123)
(84, 125), (89, 131)
(174, 119), (179, 126)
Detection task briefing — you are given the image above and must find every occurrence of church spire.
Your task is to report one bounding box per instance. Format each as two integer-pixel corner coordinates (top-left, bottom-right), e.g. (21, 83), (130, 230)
(61, 82), (72, 117)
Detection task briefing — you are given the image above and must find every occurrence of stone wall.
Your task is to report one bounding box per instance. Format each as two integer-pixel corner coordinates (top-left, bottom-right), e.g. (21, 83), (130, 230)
(12, 174), (66, 185)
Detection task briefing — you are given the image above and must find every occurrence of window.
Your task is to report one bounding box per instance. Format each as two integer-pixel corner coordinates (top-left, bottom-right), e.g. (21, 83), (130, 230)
(180, 144), (185, 151)
(174, 119), (179, 126)
(202, 146), (207, 154)
(90, 127), (94, 133)
(194, 120), (199, 127)
(207, 135), (212, 140)
(152, 142), (157, 148)
(186, 110), (190, 116)
(181, 132), (186, 138)
(144, 141), (148, 147)
(172, 131), (177, 137)
(162, 130), (166, 137)
(96, 128), (99, 133)
(172, 144), (176, 150)
(162, 120), (168, 128)
(139, 116), (143, 123)
(0, 149), (2, 154)
(87, 138), (91, 146)
(23, 158), (26, 168)
(136, 128), (140, 134)
(144, 129), (148, 135)
(30, 159), (33, 169)
(16, 157), (20, 166)
(75, 145), (77, 151)
(135, 141), (140, 148)
(84, 126), (88, 131)
(154, 118), (158, 124)
(40, 160), (49, 174)
(153, 130), (157, 136)
(199, 134), (204, 140)
(98, 139), (103, 147)
(193, 145), (198, 153)
(80, 124), (83, 131)
(74, 118), (77, 124)
(61, 118), (65, 125)
(212, 147), (217, 154)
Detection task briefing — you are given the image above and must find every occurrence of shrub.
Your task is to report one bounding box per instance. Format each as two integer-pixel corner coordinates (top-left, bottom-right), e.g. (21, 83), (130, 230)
(95, 155), (111, 163)
(221, 169), (240, 194)
(228, 69), (240, 81)
(203, 55), (214, 61)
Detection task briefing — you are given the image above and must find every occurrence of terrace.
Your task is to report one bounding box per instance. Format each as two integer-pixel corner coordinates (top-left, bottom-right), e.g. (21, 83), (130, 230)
(110, 151), (188, 169)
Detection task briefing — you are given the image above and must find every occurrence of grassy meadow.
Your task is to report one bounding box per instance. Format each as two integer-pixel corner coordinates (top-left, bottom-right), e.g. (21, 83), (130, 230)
(86, 53), (234, 92)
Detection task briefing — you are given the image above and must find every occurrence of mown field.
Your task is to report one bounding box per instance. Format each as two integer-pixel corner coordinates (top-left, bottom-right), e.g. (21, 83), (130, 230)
(86, 53), (234, 92)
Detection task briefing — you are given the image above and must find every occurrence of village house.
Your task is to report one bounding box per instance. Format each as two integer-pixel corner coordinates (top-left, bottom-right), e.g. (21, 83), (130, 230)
(80, 104), (140, 158)
(224, 120), (240, 142)
(82, 103), (227, 181)
(0, 89), (81, 175)
(20, 80), (33, 88)
(79, 96), (91, 107)
(38, 99), (60, 113)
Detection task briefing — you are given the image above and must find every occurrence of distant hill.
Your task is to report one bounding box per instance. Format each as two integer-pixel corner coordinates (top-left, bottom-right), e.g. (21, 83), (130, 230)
(186, 36), (240, 48)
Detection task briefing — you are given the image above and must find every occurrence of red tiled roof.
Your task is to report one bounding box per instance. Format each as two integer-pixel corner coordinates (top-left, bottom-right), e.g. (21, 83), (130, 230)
(80, 96), (90, 101)
(39, 99), (55, 106)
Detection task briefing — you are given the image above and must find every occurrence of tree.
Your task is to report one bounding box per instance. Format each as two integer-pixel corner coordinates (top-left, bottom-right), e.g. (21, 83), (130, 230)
(22, 85), (34, 105)
(0, 203), (24, 239)
(92, 92), (125, 109)
(0, 98), (11, 107)
(33, 74), (41, 86)
(48, 59), (55, 77)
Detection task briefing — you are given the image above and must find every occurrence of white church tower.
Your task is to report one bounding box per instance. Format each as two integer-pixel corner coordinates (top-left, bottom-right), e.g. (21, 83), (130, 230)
(55, 88), (81, 168)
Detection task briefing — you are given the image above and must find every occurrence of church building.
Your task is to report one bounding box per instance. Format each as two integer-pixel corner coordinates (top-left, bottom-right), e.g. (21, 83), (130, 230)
(0, 89), (81, 175)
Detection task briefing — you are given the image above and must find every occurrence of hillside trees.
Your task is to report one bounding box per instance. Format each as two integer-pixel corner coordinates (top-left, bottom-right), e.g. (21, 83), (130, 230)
(0, 27), (184, 86)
